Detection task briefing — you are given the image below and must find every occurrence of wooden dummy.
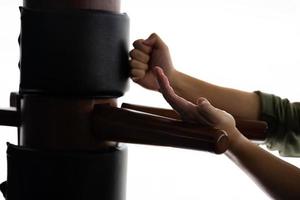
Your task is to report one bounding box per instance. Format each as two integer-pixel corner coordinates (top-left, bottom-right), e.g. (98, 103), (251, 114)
(0, 0), (268, 199)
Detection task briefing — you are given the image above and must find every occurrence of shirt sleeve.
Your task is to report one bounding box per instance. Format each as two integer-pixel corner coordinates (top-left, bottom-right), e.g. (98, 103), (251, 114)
(255, 91), (300, 157)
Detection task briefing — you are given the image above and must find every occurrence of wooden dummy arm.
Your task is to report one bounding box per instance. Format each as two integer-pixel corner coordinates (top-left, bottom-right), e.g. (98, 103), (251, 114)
(121, 103), (268, 141)
(93, 104), (229, 154)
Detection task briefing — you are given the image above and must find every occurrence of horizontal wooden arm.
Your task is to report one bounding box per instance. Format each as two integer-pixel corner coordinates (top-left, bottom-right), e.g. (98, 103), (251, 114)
(0, 107), (20, 127)
(93, 104), (229, 154)
(121, 103), (268, 141)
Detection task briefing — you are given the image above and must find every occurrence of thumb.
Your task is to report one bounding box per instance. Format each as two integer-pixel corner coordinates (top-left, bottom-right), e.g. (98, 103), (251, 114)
(196, 97), (220, 125)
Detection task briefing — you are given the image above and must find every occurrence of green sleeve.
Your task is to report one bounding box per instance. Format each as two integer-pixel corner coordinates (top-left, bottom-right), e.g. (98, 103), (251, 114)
(255, 91), (300, 157)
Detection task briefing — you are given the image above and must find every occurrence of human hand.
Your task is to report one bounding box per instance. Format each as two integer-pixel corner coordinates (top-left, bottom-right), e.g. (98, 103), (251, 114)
(153, 66), (240, 139)
(129, 33), (175, 91)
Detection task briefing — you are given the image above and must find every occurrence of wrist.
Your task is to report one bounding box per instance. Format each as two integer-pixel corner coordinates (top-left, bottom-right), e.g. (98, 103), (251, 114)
(228, 128), (249, 154)
(168, 69), (181, 92)
(227, 128), (249, 153)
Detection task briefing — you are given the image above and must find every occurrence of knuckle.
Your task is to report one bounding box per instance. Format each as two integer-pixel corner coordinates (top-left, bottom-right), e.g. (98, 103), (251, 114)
(163, 44), (169, 51)
(129, 49), (135, 57)
(129, 59), (135, 65)
(133, 39), (141, 47)
(130, 59), (138, 68)
(131, 49), (149, 63)
(130, 69), (138, 76)
(131, 69), (144, 77)
(150, 32), (158, 38)
(131, 49), (139, 58)
(135, 50), (144, 59)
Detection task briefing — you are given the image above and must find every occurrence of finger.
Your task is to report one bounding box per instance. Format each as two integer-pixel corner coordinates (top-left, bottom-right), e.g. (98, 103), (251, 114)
(177, 105), (211, 125)
(194, 115), (213, 126)
(153, 66), (195, 116)
(130, 59), (148, 71)
(130, 69), (146, 81)
(129, 49), (150, 63)
(193, 109), (214, 126)
(143, 33), (166, 49)
(133, 39), (152, 54)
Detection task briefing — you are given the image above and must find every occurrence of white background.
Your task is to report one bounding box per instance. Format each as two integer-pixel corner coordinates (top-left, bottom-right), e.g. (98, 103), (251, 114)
(0, 0), (300, 199)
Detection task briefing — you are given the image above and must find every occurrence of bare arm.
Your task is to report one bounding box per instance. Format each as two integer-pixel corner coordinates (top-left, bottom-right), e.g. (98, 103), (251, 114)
(170, 70), (261, 120)
(227, 132), (300, 200)
(130, 33), (260, 121)
(154, 67), (300, 200)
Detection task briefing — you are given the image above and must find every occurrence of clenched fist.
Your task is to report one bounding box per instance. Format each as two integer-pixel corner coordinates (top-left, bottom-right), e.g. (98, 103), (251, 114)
(129, 33), (175, 91)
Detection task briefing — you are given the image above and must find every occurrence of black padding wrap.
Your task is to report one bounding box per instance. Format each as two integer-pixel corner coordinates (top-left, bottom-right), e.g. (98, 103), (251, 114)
(6, 143), (127, 200)
(19, 7), (129, 97)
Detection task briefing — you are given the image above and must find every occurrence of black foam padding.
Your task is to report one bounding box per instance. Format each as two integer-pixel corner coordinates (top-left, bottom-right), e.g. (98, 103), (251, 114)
(19, 7), (129, 97)
(6, 143), (127, 200)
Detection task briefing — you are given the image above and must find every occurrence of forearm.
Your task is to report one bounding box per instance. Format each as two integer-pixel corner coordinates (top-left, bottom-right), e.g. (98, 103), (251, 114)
(169, 70), (261, 120)
(226, 130), (300, 200)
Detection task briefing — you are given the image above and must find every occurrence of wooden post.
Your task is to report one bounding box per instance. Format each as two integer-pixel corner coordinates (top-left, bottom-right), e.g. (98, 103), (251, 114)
(6, 2), (128, 200)
(20, 0), (122, 150)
